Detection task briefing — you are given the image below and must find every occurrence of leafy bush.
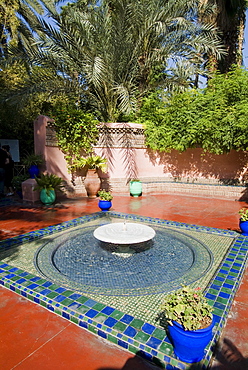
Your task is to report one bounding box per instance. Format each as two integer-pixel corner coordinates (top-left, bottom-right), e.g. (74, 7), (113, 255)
(160, 286), (213, 331)
(140, 66), (248, 154)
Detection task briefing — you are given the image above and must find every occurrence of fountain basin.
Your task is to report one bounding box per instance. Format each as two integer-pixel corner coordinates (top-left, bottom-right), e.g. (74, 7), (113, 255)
(93, 222), (156, 244)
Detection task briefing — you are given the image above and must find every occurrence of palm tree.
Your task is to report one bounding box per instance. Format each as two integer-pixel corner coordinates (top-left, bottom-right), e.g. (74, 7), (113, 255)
(4, 0), (224, 121)
(199, 0), (248, 73)
(0, 0), (44, 57)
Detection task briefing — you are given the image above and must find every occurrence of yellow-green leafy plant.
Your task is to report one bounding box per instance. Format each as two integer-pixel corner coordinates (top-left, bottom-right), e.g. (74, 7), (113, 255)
(239, 208), (248, 221)
(98, 190), (113, 201)
(160, 286), (213, 331)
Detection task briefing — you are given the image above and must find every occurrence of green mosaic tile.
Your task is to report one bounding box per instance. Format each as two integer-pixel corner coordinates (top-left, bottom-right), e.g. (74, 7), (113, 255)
(76, 296), (89, 304)
(144, 346), (152, 353)
(217, 297), (228, 304)
(113, 321), (127, 332)
(88, 325), (98, 334)
(107, 334), (118, 345)
(0, 212), (246, 370)
(128, 345), (138, 354)
(229, 272), (238, 277)
(46, 291), (59, 299)
(62, 290), (75, 297)
(49, 284), (61, 290)
(71, 316), (79, 325)
(95, 313), (108, 323)
(55, 308), (64, 316)
(153, 327), (166, 340)
(9, 276), (20, 282)
(134, 331), (150, 343)
(225, 279), (235, 285)
(40, 300), (47, 307)
(213, 307), (225, 316)
(76, 305), (90, 314)
(110, 310), (124, 320)
(159, 341), (173, 355)
(61, 298), (74, 306)
(221, 287), (233, 294)
(130, 318), (144, 329)
(92, 302), (106, 311)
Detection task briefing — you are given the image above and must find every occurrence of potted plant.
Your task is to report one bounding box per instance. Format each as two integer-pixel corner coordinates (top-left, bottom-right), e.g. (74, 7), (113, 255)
(159, 286), (214, 363)
(238, 208), (248, 235)
(72, 155), (107, 198)
(23, 153), (44, 178)
(98, 190), (113, 211)
(129, 179), (142, 197)
(34, 173), (64, 205)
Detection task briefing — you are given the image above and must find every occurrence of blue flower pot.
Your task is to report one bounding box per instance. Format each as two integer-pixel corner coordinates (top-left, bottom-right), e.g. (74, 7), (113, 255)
(168, 319), (214, 363)
(98, 200), (112, 211)
(28, 165), (40, 179)
(239, 220), (248, 236)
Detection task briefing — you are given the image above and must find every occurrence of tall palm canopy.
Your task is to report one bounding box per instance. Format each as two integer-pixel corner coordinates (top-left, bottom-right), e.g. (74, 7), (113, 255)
(3, 0), (224, 121)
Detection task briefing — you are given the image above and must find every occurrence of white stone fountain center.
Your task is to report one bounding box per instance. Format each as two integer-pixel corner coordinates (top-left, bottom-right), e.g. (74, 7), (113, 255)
(93, 222), (156, 244)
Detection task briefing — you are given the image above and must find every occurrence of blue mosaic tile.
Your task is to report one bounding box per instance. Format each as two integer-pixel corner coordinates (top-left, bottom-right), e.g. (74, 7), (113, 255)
(0, 212), (247, 370)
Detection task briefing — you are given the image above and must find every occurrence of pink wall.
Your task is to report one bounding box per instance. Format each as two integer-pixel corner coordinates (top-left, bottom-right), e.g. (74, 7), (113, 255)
(34, 116), (248, 194)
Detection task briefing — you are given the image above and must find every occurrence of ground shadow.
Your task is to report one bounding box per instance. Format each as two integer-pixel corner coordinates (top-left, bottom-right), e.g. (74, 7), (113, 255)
(97, 339), (248, 370)
(97, 350), (163, 370)
(211, 338), (248, 370)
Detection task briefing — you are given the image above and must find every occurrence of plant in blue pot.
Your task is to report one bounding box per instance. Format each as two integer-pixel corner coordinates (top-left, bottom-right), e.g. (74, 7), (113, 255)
(159, 286), (214, 364)
(34, 173), (64, 205)
(98, 190), (113, 211)
(23, 153), (44, 179)
(239, 208), (248, 236)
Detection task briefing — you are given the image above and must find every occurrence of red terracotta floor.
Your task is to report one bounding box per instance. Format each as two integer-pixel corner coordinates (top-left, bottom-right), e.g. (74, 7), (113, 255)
(0, 194), (248, 370)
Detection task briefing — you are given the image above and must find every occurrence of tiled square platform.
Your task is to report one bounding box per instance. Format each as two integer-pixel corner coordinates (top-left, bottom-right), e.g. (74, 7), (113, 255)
(0, 211), (247, 369)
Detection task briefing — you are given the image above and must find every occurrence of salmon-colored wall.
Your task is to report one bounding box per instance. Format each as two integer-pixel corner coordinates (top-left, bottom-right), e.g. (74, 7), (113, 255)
(34, 116), (248, 193)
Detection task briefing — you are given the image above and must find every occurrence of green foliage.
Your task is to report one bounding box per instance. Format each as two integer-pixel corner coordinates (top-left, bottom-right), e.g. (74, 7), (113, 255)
(23, 153), (44, 167)
(34, 173), (64, 194)
(239, 208), (248, 221)
(12, 174), (29, 192)
(48, 104), (100, 171)
(98, 190), (113, 201)
(160, 286), (213, 331)
(71, 155), (107, 173)
(5, 0), (224, 122)
(141, 66), (248, 154)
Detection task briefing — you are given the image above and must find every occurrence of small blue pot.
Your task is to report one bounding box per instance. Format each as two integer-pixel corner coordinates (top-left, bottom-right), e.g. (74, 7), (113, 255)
(98, 200), (112, 211)
(239, 220), (248, 236)
(28, 165), (40, 179)
(168, 319), (214, 363)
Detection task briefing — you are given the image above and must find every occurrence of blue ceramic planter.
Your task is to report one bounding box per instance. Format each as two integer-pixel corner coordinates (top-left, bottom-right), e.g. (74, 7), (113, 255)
(239, 220), (248, 236)
(168, 319), (214, 363)
(28, 165), (40, 179)
(98, 200), (112, 211)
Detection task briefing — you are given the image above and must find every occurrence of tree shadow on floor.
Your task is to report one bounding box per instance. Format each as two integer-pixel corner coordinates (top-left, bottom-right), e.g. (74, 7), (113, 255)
(97, 339), (248, 370)
(211, 338), (248, 370)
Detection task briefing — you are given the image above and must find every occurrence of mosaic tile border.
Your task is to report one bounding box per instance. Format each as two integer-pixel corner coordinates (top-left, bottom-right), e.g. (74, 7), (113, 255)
(0, 212), (248, 370)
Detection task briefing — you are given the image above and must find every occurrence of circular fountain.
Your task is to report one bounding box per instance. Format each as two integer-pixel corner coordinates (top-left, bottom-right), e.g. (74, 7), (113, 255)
(93, 222), (156, 244)
(34, 220), (213, 296)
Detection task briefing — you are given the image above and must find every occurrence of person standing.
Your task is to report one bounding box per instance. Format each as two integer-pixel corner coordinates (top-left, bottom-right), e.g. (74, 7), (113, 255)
(0, 146), (8, 198)
(2, 145), (14, 196)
